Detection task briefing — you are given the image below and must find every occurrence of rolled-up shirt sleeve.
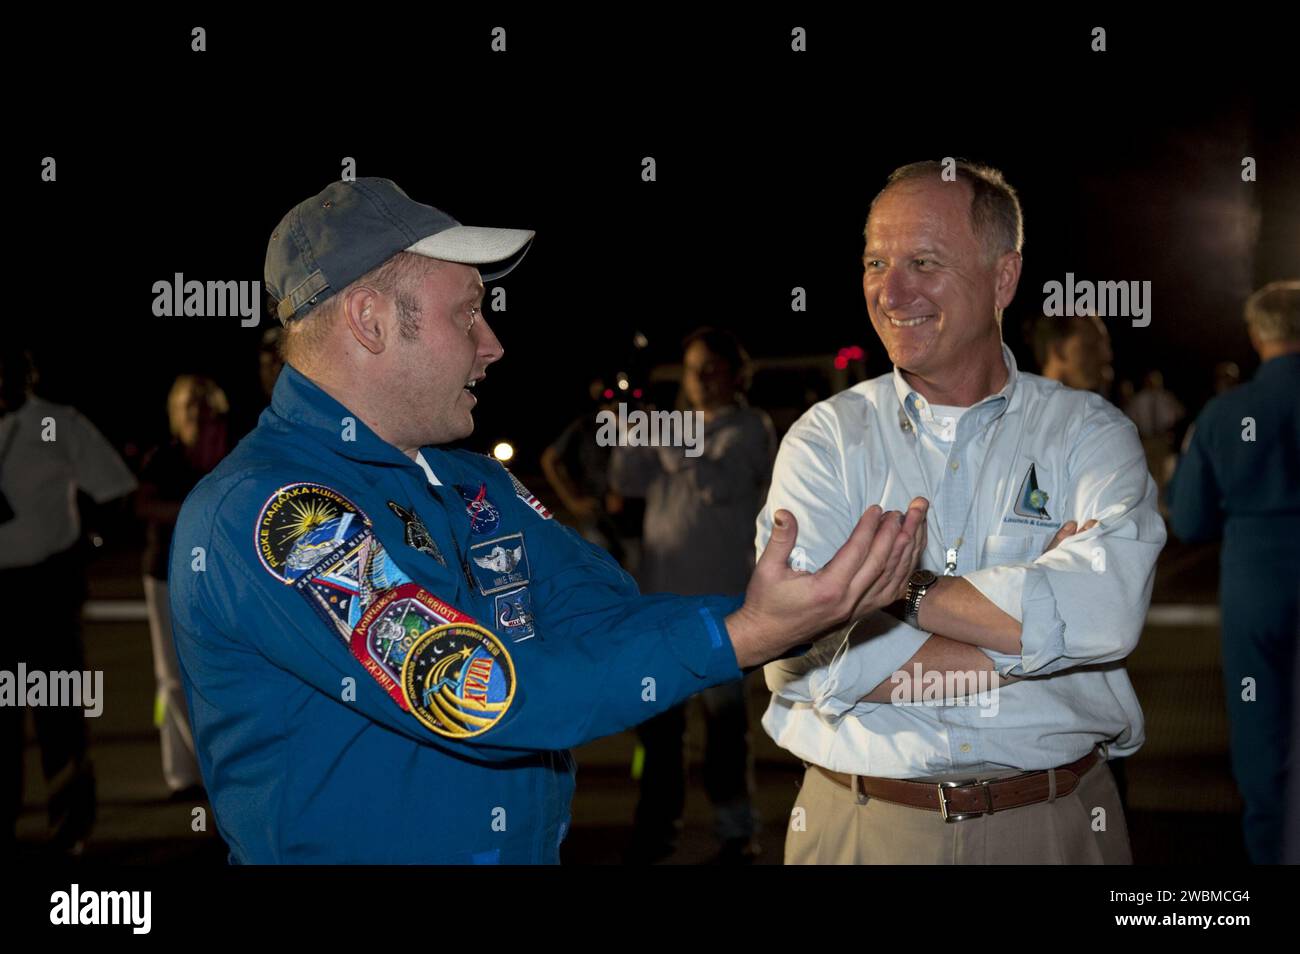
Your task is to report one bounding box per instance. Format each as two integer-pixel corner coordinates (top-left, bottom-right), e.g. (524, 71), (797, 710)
(757, 410), (929, 716)
(966, 413), (1166, 677)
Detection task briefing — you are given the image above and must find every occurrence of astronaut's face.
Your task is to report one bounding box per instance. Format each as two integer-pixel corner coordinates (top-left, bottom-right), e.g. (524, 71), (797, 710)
(393, 261), (504, 446)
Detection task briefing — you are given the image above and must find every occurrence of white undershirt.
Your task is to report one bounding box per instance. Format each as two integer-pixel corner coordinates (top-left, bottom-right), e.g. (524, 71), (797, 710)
(414, 450), (442, 486)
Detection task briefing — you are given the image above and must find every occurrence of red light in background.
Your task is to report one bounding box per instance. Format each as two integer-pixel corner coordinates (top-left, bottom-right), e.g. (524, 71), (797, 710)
(834, 356), (849, 370)
(632, 388), (643, 399)
(603, 389), (615, 399)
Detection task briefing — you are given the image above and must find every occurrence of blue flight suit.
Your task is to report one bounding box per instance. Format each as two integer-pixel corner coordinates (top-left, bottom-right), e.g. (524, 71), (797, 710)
(168, 363), (743, 863)
(1168, 353), (1300, 864)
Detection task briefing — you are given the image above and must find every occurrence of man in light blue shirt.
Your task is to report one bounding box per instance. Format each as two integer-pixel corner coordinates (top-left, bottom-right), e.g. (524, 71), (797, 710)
(758, 160), (1166, 864)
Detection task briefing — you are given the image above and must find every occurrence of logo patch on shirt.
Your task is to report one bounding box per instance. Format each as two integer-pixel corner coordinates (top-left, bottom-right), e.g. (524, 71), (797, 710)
(256, 483), (371, 583)
(294, 529), (414, 642)
(352, 583), (478, 711)
(386, 500), (447, 567)
(456, 483), (501, 535)
(1013, 463), (1052, 520)
(506, 470), (553, 520)
(468, 532), (531, 595)
(494, 586), (536, 642)
(403, 622), (516, 738)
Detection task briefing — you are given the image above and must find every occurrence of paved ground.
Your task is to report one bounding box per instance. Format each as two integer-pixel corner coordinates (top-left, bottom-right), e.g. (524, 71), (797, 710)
(13, 536), (1248, 865)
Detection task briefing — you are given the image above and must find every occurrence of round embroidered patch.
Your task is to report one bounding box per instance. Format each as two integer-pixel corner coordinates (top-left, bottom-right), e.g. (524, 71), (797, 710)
(401, 622), (516, 738)
(255, 483), (370, 583)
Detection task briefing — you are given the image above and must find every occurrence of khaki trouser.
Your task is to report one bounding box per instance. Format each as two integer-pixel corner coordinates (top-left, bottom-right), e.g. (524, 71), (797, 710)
(785, 755), (1132, 864)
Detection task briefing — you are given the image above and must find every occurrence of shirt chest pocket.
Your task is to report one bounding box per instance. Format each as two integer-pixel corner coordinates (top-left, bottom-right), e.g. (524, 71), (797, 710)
(981, 532), (1051, 567)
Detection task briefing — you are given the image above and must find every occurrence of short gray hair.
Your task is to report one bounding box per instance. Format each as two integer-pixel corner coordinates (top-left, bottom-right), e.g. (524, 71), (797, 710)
(278, 252), (434, 366)
(866, 159), (1024, 262)
(1244, 279), (1300, 342)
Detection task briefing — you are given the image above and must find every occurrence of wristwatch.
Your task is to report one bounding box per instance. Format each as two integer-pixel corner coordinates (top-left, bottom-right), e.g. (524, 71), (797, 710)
(903, 569), (938, 629)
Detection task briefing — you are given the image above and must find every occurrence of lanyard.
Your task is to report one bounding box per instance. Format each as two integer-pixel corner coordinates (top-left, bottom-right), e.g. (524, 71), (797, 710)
(900, 398), (1005, 575)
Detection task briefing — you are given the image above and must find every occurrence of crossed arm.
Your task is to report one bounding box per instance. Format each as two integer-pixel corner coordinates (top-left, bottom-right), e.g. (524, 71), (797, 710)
(857, 520), (1095, 703)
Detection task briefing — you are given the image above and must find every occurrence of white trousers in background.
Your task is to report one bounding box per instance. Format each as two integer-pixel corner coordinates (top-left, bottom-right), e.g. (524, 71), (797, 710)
(142, 576), (201, 792)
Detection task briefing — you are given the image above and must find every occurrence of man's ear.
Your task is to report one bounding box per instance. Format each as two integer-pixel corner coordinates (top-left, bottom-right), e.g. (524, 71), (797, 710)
(342, 286), (387, 355)
(994, 251), (1022, 311)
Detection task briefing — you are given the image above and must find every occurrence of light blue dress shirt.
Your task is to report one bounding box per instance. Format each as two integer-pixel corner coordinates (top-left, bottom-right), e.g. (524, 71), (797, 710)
(757, 344), (1165, 778)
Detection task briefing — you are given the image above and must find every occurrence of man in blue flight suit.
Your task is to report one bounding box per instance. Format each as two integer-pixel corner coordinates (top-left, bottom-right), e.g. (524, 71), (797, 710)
(168, 177), (928, 863)
(1169, 279), (1300, 865)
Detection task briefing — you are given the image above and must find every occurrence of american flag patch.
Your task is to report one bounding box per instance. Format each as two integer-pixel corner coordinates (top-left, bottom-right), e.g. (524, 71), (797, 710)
(507, 470), (553, 520)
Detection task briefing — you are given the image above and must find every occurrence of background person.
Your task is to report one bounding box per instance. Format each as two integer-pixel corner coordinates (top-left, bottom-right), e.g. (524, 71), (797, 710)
(1168, 279), (1300, 864)
(136, 374), (231, 799)
(611, 327), (777, 863)
(0, 345), (137, 855)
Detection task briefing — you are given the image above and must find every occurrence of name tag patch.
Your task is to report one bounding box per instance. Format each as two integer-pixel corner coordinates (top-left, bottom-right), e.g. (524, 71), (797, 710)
(468, 532), (531, 595)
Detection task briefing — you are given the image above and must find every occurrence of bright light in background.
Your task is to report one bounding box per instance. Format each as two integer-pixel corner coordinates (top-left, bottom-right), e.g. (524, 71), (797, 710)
(492, 442), (515, 462)
(633, 332), (648, 349)
(603, 388), (615, 400)
(616, 372), (630, 391)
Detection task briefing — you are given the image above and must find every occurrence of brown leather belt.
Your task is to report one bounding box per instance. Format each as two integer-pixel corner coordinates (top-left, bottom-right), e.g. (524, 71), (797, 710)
(810, 747), (1102, 822)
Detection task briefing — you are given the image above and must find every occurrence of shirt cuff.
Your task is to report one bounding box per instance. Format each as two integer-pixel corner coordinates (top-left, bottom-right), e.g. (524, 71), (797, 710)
(809, 614), (930, 720)
(984, 566), (1066, 676)
(963, 562), (1028, 623)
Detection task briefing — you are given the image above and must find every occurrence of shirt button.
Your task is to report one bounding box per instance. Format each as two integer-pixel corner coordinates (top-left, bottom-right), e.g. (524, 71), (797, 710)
(950, 460), (960, 471)
(960, 743), (971, 753)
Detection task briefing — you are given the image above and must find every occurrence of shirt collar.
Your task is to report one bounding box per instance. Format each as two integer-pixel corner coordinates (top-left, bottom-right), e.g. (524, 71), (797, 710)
(892, 342), (1019, 431)
(1255, 351), (1300, 381)
(269, 362), (425, 471)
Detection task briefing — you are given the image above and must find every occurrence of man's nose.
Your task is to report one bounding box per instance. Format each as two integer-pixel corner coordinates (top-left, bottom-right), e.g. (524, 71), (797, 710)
(476, 317), (505, 365)
(879, 265), (920, 311)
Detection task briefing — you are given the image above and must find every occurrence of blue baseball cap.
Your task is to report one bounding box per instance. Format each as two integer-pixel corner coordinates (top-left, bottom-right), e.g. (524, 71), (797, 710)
(266, 178), (535, 325)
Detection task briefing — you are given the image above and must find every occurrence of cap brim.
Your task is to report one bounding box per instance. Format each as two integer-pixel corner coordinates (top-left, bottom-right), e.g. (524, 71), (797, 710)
(405, 225), (535, 281)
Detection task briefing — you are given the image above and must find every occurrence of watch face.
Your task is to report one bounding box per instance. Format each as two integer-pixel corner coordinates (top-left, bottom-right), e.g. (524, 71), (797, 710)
(911, 569), (938, 586)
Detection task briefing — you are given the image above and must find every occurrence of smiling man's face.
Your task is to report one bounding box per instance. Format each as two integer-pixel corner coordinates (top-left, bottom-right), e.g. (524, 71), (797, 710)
(391, 260), (504, 447)
(863, 178), (1016, 389)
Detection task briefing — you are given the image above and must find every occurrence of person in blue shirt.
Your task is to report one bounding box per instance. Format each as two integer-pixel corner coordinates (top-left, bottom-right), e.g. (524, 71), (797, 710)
(168, 177), (928, 864)
(1169, 279), (1300, 865)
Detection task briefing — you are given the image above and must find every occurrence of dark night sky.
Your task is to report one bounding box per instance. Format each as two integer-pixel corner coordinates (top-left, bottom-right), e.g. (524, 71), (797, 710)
(14, 13), (1298, 468)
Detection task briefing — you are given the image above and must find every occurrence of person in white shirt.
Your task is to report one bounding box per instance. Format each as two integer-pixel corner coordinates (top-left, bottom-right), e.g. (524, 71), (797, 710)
(0, 346), (138, 855)
(756, 160), (1166, 864)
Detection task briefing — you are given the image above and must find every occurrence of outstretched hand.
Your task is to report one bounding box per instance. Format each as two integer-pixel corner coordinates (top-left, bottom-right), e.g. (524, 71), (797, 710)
(726, 500), (929, 669)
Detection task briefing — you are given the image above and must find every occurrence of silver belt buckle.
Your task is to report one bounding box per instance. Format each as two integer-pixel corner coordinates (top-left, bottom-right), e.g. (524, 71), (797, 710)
(937, 778), (995, 823)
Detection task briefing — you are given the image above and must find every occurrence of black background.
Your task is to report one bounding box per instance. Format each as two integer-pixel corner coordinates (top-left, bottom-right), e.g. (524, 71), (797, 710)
(15, 13), (1298, 468)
